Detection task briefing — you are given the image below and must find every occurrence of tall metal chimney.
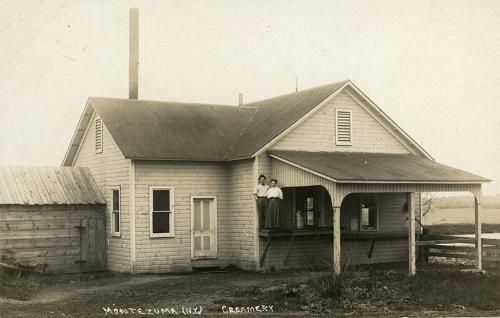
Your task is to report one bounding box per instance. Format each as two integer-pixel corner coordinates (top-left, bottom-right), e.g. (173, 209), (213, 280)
(238, 93), (244, 106)
(129, 8), (139, 99)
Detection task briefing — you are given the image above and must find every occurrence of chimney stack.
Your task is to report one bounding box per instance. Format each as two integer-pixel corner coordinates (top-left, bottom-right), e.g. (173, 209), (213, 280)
(238, 93), (243, 106)
(129, 8), (139, 99)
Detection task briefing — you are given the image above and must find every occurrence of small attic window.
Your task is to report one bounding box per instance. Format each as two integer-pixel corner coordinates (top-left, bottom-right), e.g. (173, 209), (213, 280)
(335, 109), (352, 145)
(95, 118), (103, 154)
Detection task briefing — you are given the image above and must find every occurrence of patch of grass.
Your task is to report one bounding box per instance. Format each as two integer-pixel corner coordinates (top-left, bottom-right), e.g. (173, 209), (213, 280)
(304, 265), (500, 313)
(0, 269), (119, 301)
(408, 271), (494, 309)
(426, 223), (500, 235)
(0, 271), (41, 300)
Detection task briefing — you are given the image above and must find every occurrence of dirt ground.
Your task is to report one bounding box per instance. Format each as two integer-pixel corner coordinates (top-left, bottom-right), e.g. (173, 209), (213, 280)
(1, 265), (500, 318)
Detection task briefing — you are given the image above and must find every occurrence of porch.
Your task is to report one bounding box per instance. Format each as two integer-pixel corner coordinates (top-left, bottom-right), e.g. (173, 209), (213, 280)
(259, 150), (490, 275)
(258, 189), (416, 269)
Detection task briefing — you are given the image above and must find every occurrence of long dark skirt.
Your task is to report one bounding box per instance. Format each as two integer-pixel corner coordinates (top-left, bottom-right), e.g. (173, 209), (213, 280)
(264, 198), (280, 229)
(256, 197), (268, 229)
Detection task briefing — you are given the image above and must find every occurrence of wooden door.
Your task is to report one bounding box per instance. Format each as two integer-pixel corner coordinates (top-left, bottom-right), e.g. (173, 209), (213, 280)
(79, 218), (106, 272)
(191, 197), (217, 259)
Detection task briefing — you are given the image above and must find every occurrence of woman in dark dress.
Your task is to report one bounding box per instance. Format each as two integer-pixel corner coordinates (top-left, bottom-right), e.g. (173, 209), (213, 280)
(264, 179), (283, 229)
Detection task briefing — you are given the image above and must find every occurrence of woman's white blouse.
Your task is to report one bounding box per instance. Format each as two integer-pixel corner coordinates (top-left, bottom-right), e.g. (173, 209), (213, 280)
(267, 187), (283, 199)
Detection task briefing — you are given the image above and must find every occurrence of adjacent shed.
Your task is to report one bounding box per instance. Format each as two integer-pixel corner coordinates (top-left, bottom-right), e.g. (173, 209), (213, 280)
(0, 167), (106, 274)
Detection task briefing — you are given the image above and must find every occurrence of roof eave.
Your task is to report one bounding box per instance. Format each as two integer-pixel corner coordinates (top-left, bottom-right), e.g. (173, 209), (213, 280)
(269, 152), (490, 185)
(249, 81), (350, 158)
(335, 180), (490, 184)
(127, 156), (229, 162)
(61, 99), (95, 166)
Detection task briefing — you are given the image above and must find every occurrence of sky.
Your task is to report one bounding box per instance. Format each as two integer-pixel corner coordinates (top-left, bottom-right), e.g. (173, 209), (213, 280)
(0, 0), (499, 195)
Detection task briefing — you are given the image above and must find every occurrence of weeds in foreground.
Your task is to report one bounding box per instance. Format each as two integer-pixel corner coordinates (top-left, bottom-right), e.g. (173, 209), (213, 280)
(306, 264), (500, 313)
(308, 260), (353, 303)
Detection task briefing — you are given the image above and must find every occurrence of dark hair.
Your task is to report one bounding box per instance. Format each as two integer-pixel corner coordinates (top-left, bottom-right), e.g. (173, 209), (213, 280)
(258, 174), (266, 180)
(270, 178), (278, 183)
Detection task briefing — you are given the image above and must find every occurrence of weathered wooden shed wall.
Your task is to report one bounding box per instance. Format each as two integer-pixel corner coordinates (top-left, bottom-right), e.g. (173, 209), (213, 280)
(73, 112), (132, 272)
(0, 205), (105, 273)
(0, 166), (106, 273)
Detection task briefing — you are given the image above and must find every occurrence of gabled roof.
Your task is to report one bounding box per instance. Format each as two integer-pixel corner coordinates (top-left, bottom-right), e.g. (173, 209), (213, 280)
(62, 80), (431, 165)
(0, 166), (105, 205)
(269, 150), (490, 183)
(90, 98), (255, 161)
(226, 81), (348, 159)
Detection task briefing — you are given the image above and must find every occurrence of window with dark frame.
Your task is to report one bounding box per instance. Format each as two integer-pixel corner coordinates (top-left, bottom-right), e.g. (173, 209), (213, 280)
(360, 194), (378, 231)
(151, 188), (173, 236)
(112, 188), (120, 236)
(294, 186), (324, 229)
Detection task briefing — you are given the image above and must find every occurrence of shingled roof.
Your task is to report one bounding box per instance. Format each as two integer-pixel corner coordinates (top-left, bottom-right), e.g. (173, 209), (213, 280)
(64, 80), (442, 165)
(64, 80), (350, 164)
(90, 98), (255, 161)
(268, 151), (490, 183)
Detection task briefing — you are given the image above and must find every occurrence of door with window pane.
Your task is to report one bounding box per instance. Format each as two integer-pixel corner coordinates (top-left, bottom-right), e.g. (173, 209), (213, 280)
(192, 197), (217, 259)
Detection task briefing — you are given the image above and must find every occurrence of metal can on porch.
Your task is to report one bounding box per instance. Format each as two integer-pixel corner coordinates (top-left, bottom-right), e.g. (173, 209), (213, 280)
(296, 210), (305, 229)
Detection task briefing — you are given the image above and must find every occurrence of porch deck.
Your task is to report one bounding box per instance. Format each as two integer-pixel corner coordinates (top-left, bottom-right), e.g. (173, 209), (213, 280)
(259, 228), (408, 239)
(259, 228), (410, 267)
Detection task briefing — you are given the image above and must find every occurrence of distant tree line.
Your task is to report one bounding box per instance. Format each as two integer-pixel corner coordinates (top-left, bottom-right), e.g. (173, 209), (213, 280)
(430, 194), (500, 209)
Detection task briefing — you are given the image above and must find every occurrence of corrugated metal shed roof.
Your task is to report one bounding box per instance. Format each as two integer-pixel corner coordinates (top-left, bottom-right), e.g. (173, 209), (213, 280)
(0, 167), (105, 205)
(269, 150), (490, 183)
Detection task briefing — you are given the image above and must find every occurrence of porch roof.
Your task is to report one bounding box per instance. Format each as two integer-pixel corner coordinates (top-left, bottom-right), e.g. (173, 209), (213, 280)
(268, 150), (490, 184)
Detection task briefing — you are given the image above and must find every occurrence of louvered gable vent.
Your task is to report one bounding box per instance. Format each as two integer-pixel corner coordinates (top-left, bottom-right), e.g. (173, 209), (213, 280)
(95, 118), (103, 153)
(335, 109), (352, 145)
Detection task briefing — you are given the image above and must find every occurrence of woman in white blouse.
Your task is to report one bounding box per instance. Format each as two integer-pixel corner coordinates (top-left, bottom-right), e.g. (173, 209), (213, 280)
(264, 179), (283, 229)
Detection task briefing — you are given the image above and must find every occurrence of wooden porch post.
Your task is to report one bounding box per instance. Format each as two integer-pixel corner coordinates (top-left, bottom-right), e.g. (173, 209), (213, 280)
(332, 206), (341, 275)
(475, 197), (482, 271)
(408, 193), (416, 276)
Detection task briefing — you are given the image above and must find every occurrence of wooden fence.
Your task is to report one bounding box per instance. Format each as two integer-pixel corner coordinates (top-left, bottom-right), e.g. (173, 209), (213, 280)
(418, 234), (500, 264)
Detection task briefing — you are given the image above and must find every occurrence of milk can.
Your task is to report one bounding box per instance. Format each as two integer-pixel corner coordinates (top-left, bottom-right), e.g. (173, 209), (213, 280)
(296, 210), (305, 229)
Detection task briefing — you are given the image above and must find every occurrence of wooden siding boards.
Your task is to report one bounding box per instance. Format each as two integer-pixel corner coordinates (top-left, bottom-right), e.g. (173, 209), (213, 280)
(227, 159), (256, 270)
(132, 159), (256, 273)
(0, 167), (104, 205)
(73, 112), (131, 272)
(133, 161), (229, 272)
(271, 92), (410, 154)
(257, 153), (273, 180)
(0, 205), (104, 273)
